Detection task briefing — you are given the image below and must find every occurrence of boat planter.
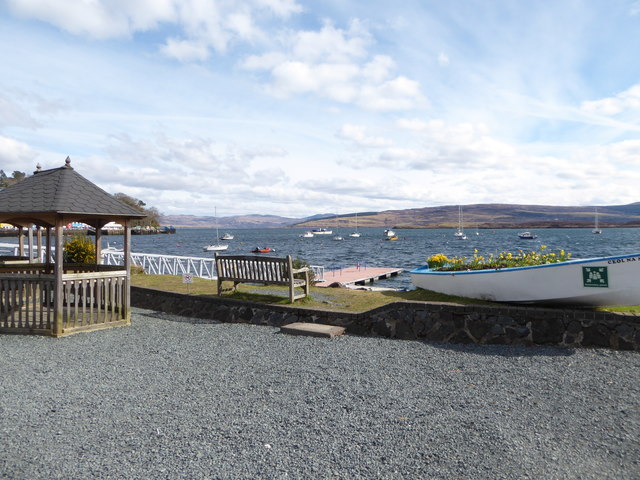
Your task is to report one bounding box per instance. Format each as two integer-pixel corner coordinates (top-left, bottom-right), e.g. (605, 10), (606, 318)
(410, 253), (640, 306)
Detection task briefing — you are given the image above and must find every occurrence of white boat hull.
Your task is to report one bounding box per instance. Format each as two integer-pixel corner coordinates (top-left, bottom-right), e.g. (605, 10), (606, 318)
(203, 244), (229, 251)
(410, 253), (640, 306)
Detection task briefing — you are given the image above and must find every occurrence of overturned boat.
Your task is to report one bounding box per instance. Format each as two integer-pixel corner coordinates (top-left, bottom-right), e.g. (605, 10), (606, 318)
(410, 253), (640, 306)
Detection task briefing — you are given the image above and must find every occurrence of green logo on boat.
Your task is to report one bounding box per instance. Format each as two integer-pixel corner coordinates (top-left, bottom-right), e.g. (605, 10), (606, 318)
(582, 266), (608, 287)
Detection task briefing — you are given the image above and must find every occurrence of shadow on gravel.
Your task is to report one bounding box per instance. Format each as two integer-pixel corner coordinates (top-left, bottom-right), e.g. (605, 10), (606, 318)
(426, 340), (576, 357)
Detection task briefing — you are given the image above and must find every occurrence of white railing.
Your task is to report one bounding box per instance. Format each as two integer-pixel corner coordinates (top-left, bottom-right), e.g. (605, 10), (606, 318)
(0, 243), (326, 282)
(102, 251), (218, 279)
(311, 265), (324, 282)
(0, 242), (53, 262)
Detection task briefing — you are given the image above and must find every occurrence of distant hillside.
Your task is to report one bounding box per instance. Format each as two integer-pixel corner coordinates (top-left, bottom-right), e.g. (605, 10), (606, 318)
(296, 203), (640, 229)
(160, 213), (335, 229)
(161, 203), (640, 229)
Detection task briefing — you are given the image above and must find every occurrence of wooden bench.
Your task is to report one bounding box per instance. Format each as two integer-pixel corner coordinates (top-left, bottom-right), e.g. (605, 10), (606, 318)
(214, 254), (310, 303)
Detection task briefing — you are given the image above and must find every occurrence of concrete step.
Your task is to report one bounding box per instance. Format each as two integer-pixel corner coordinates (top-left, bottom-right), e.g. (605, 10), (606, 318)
(281, 322), (346, 338)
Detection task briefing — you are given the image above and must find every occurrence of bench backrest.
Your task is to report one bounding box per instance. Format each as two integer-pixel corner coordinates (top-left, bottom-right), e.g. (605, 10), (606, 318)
(215, 254), (294, 283)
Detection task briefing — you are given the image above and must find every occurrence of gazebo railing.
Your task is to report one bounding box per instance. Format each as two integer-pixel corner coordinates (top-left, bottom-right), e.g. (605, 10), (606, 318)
(0, 274), (54, 334)
(0, 263), (129, 336)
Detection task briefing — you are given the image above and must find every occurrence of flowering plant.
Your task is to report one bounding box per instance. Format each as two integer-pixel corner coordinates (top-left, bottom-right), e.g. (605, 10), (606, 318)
(427, 246), (572, 271)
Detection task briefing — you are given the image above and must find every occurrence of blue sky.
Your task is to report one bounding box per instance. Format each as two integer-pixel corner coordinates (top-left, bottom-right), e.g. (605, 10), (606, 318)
(1, 0), (639, 218)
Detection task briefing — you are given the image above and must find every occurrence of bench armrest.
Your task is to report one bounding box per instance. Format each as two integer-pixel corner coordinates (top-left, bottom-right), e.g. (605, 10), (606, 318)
(291, 267), (309, 274)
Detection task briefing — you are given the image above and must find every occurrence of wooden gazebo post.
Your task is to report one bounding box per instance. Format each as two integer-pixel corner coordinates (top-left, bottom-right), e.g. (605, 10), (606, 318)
(54, 218), (64, 336)
(124, 220), (132, 319)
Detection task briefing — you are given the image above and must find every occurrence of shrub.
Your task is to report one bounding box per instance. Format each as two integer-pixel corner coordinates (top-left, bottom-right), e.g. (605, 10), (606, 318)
(64, 235), (96, 263)
(292, 257), (315, 282)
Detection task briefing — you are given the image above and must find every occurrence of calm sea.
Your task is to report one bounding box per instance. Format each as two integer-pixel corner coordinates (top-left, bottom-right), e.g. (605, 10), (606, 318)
(100, 227), (640, 289)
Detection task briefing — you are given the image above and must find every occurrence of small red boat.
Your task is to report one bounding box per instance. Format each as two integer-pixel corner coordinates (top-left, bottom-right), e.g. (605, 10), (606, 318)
(251, 247), (272, 253)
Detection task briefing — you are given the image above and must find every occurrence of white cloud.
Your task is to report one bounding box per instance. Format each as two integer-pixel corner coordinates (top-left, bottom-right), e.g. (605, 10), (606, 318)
(337, 124), (392, 148)
(0, 135), (37, 166)
(254, 0), (302, 17)
(6, 0), (176, 39)
(580, 84), (640, 116)
(160, 38), (212, 62)
(358, 76), (424, 111)
(243, 20), (424, 111)
(5, 0), (301, 60)
(291, 19), (370, 63)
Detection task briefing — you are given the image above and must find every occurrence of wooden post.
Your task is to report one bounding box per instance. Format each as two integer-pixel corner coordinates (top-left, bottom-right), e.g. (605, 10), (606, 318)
(287, 255), (294, 303)
(36, 227), (42, 262)
(28, 225), (34, 263)
(54, 218), (64, 336)
(95, 227), (102, 265)
(45, 227), (52, 269)
(123, 220), (131, 321)
(18, 228), (24, 257)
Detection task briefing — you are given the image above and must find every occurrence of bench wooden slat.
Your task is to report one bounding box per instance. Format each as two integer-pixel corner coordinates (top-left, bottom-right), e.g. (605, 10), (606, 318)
(215, 254), (309, 303)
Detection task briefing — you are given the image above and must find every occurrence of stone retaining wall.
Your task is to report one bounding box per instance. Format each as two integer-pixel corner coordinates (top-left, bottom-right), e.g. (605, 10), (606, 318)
(131, 287), (640, 350)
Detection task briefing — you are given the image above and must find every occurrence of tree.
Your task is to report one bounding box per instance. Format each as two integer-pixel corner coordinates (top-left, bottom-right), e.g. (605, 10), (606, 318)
(114, 192), (161, 227)
(0, 170), (27, 187)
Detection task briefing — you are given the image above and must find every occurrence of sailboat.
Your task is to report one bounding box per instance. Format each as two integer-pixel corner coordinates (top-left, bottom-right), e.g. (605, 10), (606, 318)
(203, 207), (229, 251)
(592, 208), (603, 234)
(454, 206), (467, 240)
(349, 212), (361, 237)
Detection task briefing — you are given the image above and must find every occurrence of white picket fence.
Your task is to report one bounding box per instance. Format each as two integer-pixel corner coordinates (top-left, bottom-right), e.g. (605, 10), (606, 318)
(102, 251), (218, 279)
(0, 243), (324, 281)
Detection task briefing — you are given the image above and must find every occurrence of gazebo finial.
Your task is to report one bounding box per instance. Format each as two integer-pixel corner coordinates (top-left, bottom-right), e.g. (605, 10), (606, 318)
(34, 163), (42, 174)
(64, 156), (72, 168)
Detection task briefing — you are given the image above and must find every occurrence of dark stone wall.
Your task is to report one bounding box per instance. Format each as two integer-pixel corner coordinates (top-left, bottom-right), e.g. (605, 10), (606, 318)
(131, 287), (640, 351)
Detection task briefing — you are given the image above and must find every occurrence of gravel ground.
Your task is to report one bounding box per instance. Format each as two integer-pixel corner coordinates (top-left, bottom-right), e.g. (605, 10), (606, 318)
(1, 307), (638, 480)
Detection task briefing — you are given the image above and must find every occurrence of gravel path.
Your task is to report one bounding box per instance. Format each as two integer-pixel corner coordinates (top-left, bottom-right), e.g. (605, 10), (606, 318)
(1, 307), (638, 480)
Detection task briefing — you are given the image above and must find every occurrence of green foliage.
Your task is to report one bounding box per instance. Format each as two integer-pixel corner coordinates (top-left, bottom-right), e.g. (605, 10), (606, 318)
(428, 246), (573, 272)
(114, 192), (162, 228)
(0, 170), (27, 188)
(64, 235), (96, 263)
(292, 257), (315, 282)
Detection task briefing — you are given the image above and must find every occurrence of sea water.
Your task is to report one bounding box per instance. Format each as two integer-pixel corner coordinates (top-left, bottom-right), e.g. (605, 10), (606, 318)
(101, 227), (640, 290)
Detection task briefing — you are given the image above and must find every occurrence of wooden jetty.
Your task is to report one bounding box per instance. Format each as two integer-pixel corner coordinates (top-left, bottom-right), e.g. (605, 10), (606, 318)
(315, 265), (403, 288)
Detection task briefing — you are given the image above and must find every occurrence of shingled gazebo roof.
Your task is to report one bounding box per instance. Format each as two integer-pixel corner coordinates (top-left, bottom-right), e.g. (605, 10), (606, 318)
(0, 157), (146, 228)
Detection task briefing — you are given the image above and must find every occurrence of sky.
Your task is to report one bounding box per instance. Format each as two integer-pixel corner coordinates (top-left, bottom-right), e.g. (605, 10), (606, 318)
(1, 0), (640, 218)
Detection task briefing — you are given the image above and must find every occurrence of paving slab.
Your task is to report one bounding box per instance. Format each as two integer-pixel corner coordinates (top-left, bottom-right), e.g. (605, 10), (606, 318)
(281, 322), (346, 338)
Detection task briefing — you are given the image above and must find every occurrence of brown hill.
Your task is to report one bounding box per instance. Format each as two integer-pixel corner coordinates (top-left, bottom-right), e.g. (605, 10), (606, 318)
(161, 203), (640, 229)
(295, 203), (640, 229)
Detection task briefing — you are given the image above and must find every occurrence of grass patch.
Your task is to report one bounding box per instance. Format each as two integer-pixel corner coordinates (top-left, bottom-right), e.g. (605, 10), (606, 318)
(130, 274), (485, 313)
(596, 305), (640, 315)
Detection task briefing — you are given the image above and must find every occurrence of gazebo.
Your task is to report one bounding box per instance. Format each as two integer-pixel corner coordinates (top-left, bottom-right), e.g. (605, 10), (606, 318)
(0, 157), (146, 336)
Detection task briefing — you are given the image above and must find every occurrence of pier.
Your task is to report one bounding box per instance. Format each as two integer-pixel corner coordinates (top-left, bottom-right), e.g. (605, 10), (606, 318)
(315, 265), (403, 288)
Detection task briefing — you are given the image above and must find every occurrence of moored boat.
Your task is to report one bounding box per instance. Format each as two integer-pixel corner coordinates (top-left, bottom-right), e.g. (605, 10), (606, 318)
(454, 206), (467, 240)
(410, 253), (640, 306)
(593, 208), (603, 234)
(312, 228), (333, 235)
(518, 231), (537, 239)
(300, 231), (314, 238)
(220, 233), (234, 240)
(203, 243), (228, 251)
(252, 247), (272, 253)
(203, 207), (228, 251)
